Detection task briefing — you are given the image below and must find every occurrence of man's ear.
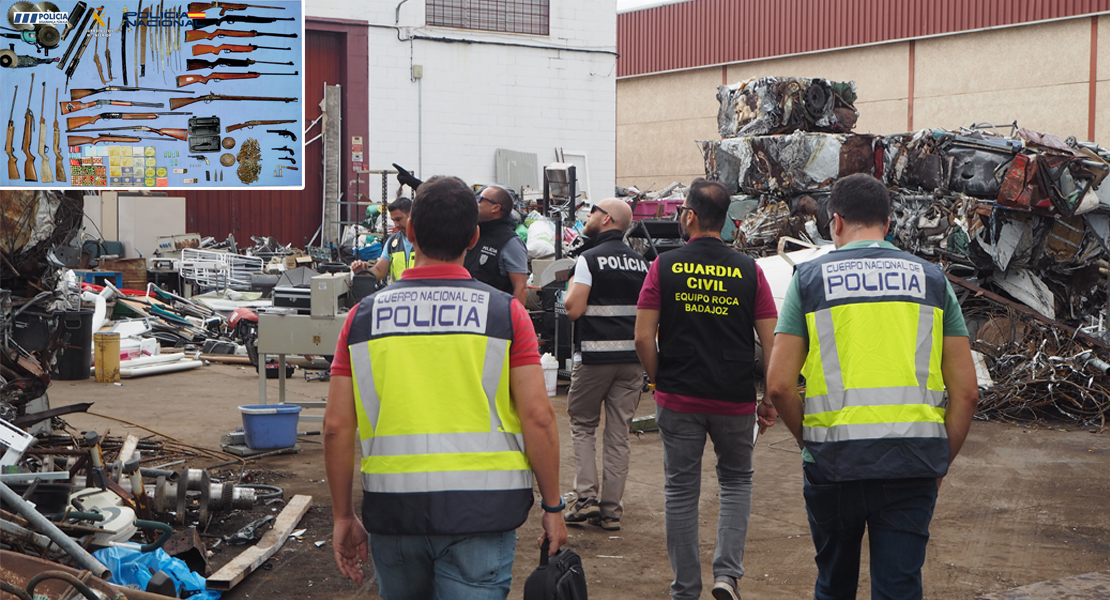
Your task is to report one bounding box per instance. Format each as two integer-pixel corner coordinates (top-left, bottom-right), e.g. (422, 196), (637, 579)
(883, 218), (891, 236)
(468, 226), (480, 251)
(406, 219), (416, 241)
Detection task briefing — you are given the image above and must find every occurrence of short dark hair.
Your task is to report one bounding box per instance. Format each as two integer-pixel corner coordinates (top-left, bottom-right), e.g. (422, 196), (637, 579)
(827, 174), (889, 227)
(686, 178), (729, 232)
(411, 176), (478, 261)
(389, 197), (412, 214)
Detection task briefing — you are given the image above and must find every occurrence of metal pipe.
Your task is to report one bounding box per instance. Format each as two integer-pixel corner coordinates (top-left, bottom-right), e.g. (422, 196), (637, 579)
(27, 572), (100, 600)
(0, 481), (111, 579)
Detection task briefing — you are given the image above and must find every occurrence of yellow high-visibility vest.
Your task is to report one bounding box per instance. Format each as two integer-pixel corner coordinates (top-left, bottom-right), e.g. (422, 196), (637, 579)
(795, 246), (951, 481)
(346, 278), (533, 535)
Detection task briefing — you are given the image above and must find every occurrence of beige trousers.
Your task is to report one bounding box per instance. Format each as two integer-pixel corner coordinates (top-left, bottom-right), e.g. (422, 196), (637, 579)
(566, 361), (643, 520)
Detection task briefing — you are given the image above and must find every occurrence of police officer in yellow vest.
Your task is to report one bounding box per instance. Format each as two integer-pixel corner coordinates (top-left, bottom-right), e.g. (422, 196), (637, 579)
(352, 198), (415, 284)
(324, 176), (568, 599)
(765, 174), (979, 600)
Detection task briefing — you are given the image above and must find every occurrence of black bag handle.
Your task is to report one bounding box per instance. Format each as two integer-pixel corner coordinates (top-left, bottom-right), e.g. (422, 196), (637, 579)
(539, 538), (550, 567)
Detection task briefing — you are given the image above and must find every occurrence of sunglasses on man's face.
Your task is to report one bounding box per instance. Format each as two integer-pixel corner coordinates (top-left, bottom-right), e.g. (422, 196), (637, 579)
(477, 195), (497, 205)
(675, 205), (696, 217)
(590, 205), (609, 216)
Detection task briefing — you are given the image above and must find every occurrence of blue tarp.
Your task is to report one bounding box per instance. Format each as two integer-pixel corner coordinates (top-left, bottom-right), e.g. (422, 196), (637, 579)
(92, 547), (221, 600)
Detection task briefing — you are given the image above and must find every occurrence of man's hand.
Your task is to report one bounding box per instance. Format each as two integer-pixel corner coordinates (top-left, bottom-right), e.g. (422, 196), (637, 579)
(538, 511), (568, 555)
(332, 516), (368, 584)
(756, 402), (778, 434)
(350, 260), (369, 274)
(393, 163), (422, 190)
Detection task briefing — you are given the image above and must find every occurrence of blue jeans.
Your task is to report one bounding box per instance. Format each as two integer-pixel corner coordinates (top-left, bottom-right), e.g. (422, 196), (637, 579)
(803, 462), (938, 600)
(657, 406), (755, 600)
(369, 531), (516, 600)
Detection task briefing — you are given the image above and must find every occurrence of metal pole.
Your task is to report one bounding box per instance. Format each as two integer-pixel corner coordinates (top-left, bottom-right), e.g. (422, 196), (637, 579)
(0, 481), (111, 579)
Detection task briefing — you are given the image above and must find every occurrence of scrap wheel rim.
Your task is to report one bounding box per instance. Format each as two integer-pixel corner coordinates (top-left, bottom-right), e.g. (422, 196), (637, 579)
(7, 2), (37, 31)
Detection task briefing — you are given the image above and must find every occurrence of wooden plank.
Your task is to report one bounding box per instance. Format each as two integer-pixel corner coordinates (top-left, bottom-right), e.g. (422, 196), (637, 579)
(117, 434), (140, 467)
(981, 570), (1110, 599)
(205, 494), (312, 591)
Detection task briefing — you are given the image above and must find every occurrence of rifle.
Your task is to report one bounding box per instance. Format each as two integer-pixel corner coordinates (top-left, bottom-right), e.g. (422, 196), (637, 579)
(133, 0), (140, 83)
(187, 1), (285, 16)
(53, 88), (65, 181)
(186, 56), (292, 71)
(176, 71), (297, 87)
(57, 3), (95, 71)
(169, 94), (297, 111)
(37, 82), (52, 184)
(64, 11), (104, 90)
(71, 86), (188, 100)
(61, 99), (164, 115)
(267, 128), (296, 141)
(68, 111), (187, 129)
(6, 86), (18, 180)
(68, 134), (164, 146)
(190, 15), (294, 29)
(22, 74), (37, 182)
(73, 125), (187, 141)
(227, 119), (295, 132)
(185, 28), (298, 42)
(191, 43), (289, 57)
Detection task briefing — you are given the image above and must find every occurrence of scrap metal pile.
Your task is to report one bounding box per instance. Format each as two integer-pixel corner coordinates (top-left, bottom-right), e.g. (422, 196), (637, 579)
(702, 78), (1110, 427)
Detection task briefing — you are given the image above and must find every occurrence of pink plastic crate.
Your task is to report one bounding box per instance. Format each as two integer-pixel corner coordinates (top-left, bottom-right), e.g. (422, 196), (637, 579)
(631, 199), (684, 221)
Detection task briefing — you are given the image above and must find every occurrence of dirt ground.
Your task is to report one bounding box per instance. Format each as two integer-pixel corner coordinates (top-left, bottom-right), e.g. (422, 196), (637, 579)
(47, 363), (1110, 599)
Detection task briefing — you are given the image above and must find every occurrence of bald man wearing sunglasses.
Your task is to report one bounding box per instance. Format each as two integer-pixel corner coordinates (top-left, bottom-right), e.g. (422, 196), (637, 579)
(561, 199), (649, 532)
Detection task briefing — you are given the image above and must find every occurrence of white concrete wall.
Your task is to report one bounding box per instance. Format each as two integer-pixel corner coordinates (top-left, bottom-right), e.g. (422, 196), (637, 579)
(305, 0), (617, 203)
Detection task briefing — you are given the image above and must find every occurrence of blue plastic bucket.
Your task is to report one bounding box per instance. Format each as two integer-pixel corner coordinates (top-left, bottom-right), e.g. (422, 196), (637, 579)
(238, 404), (302, 450)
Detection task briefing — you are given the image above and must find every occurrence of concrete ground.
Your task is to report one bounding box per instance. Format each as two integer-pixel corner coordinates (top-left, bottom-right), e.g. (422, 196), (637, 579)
(47, 363), (1110, 599)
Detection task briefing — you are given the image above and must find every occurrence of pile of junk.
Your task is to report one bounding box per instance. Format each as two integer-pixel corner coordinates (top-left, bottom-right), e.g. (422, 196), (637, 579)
(698, 76), (1110, 429)
(1, 192), (312, 598)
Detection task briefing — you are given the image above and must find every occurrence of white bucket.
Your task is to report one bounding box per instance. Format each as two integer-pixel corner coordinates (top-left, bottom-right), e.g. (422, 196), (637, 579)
(540, 352), (559, 397)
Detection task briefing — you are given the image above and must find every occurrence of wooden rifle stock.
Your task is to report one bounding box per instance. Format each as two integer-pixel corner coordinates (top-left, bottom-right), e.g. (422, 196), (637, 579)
(38, 83), (52, 184)
(192, 43), (247, 56)
(187, 1), (284, 16)
(177, 72), (259, 87)
(5, 85), (16, 180)
(67, 115), (100, 129)
(22, 75), (37, 182)
(68, 135), (142, 146)
(53, 88), (64, 181)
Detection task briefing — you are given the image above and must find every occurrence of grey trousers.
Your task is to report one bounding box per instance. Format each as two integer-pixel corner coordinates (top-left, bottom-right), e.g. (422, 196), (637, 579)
(657, 405), (756, 600)
(566, 361), (643, 519)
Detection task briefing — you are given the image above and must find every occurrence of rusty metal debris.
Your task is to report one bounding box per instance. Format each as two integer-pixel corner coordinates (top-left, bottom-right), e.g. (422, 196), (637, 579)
(699, 79), (1110, 427)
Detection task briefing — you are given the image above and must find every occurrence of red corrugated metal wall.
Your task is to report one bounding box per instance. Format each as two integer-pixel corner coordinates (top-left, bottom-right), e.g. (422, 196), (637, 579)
(618, 0), (1110, 77)
(183, 30), (343, 247)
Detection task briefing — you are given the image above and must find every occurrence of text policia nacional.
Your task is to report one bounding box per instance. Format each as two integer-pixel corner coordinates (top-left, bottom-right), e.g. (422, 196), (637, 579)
(671, 262), (744, 316)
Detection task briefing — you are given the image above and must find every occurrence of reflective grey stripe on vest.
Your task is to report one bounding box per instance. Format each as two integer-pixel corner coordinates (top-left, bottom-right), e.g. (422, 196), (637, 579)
(804, 387), (948, 416)
(361, 431), (526, 458)
(811, 303), (937, 397)
(349, 340), (380, 432)
(804, 420), (947, 443)
(581, 340), (636, 352)
(584, 304), (638, 317)
(481, 337), (511, 434)
(362, 468), (534, 494)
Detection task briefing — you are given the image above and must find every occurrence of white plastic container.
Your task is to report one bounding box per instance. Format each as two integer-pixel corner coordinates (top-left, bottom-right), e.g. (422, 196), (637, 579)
(540, 352), (559, 397)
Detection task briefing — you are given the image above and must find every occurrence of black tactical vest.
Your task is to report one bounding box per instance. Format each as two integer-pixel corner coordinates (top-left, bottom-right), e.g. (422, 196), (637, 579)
(576, 230), (649, 364)
(655, 237), (759, 403)
(464, 219), (518, 295)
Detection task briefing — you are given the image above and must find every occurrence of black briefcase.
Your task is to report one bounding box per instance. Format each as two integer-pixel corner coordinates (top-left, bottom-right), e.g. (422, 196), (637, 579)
(522, 538), (588, 600)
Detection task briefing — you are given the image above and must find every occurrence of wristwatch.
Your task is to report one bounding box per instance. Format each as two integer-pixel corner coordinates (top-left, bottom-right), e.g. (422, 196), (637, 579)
(541, 497), (566, 513)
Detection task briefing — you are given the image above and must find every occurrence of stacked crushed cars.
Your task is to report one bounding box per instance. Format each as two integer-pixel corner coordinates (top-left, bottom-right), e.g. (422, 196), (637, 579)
(701, 76), (1110, 427)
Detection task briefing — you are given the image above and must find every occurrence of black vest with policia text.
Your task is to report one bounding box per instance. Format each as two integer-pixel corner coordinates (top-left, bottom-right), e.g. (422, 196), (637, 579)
(576, 230), (649, 364)
(655, 236), (759, 403)
(464, 218), (518, 295)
